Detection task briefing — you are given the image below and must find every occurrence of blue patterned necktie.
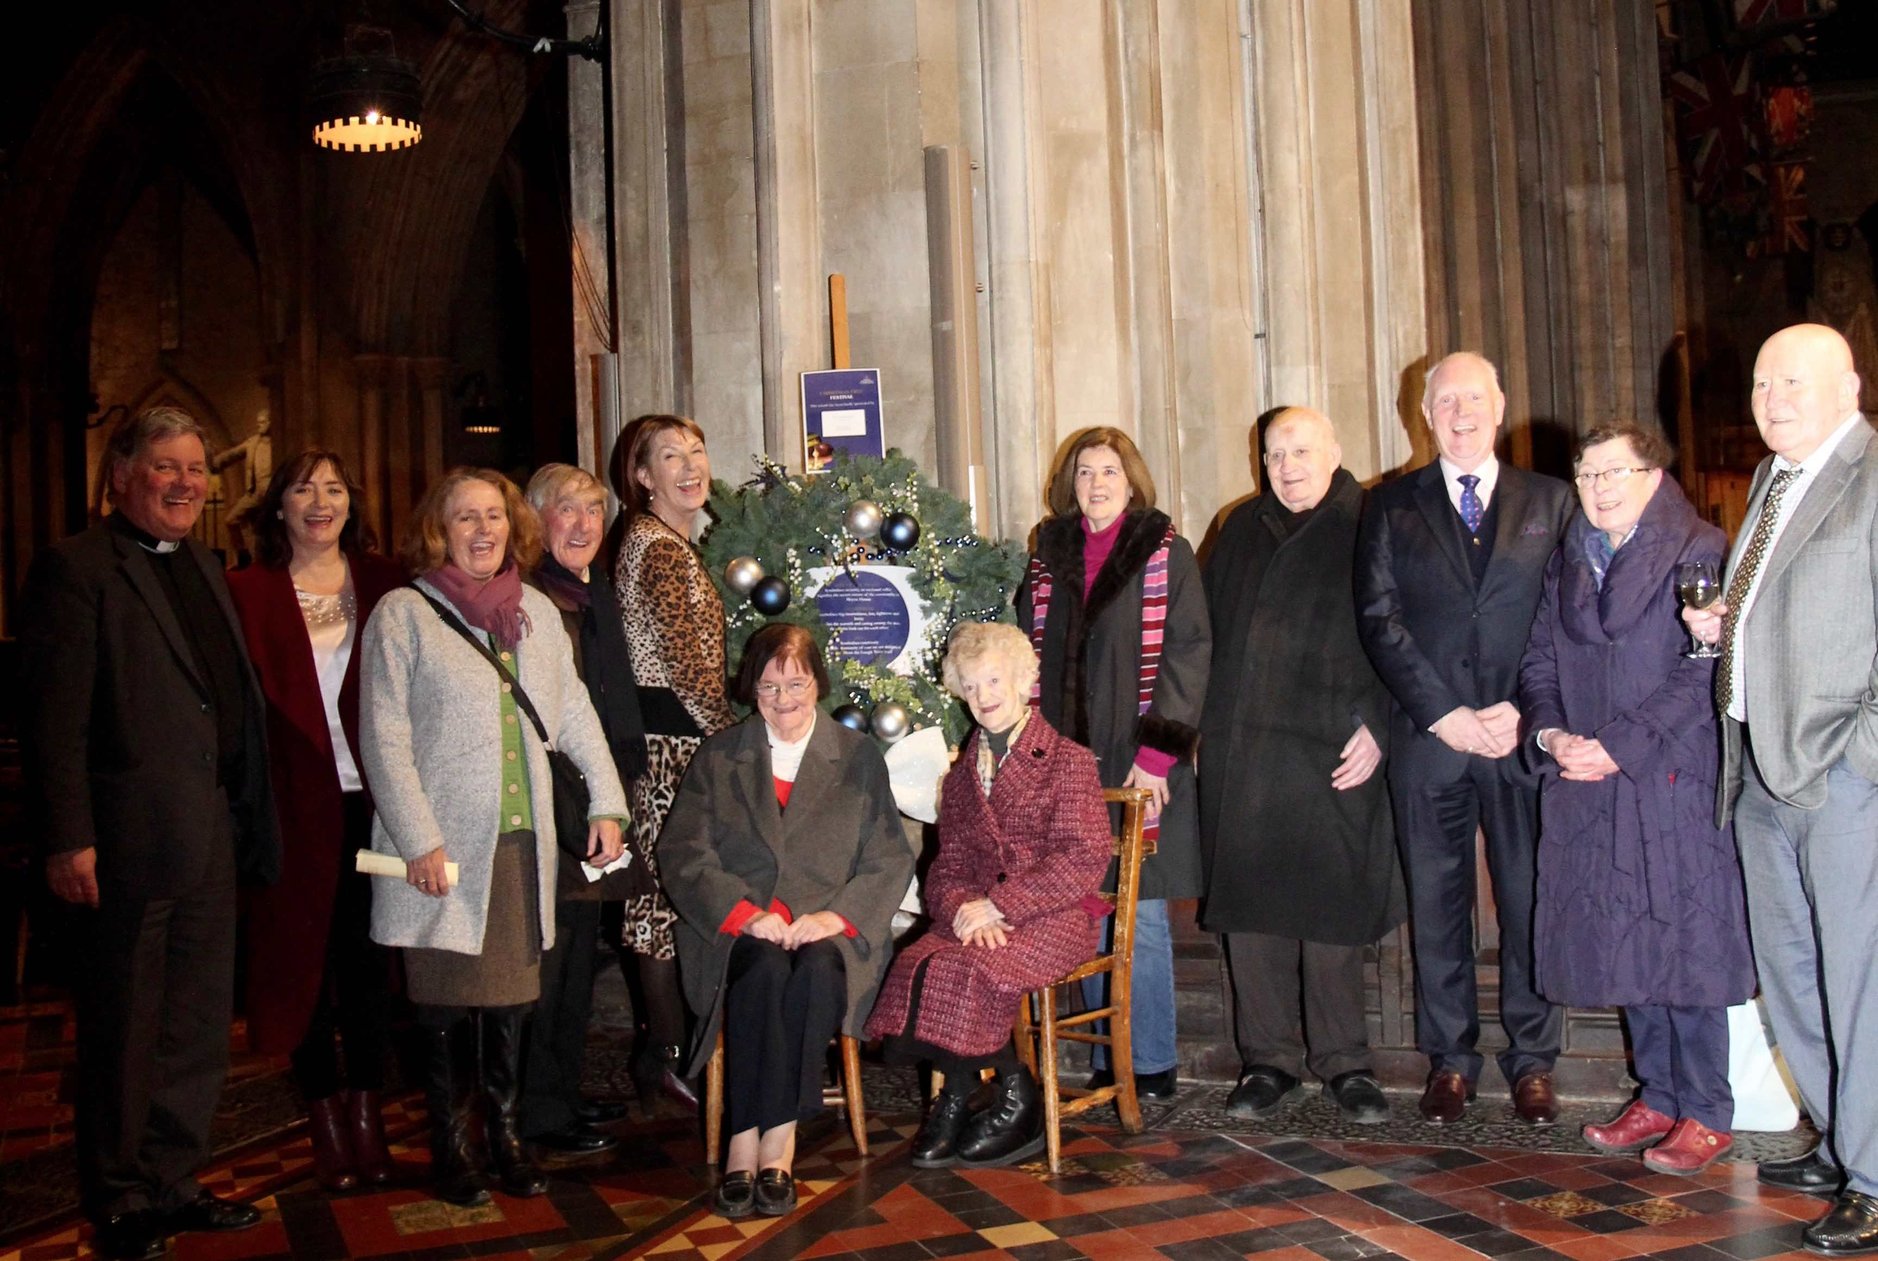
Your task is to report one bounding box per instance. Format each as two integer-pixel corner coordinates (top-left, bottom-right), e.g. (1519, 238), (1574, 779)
(1458, 474), (1484, 535)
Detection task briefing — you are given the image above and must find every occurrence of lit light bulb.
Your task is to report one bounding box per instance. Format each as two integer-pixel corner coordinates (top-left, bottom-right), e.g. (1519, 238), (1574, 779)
(365, 109), (381, 124)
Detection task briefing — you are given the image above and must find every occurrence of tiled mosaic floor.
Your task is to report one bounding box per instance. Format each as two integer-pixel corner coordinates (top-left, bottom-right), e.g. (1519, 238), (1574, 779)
(0, 998), (1839, 1260)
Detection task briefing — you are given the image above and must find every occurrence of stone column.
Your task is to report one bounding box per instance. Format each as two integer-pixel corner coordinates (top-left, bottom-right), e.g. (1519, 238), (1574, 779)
(354, 354), (393, 548)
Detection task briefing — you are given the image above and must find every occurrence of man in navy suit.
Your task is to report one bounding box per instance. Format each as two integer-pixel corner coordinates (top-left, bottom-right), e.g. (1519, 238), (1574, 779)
(1355, 353), (1574, 1126)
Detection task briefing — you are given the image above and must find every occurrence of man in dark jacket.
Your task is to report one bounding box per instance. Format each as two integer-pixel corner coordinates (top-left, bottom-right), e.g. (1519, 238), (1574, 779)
(19, 408), (279, 1260)
(1355, 353), (1574, 1127)
(1199, 408), (1402, 1124)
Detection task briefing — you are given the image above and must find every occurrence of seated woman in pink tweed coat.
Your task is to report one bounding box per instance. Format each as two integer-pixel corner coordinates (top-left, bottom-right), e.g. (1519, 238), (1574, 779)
(865, 621), (1111, 1167)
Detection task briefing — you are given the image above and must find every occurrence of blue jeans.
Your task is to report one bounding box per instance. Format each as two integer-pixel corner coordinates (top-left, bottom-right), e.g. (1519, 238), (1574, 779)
(1083, 898), (1178, 1074)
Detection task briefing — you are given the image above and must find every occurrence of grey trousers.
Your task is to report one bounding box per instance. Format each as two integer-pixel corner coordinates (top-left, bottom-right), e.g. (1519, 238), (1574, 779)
(1736, 741), (1878, 1196)
(1223, 930), (1371, 1083)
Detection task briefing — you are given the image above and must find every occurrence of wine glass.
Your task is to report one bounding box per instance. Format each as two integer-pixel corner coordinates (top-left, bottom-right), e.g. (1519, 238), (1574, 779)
(1676, 560), (1722, 659)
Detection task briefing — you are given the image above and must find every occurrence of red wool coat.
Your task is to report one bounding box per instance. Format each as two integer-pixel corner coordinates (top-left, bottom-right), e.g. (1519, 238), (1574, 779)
(865, 714), (1111, 1057)
(227, 553), (406, 1054)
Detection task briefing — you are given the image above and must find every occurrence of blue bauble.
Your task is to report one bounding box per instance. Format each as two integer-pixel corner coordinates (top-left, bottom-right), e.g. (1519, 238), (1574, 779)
(831, 703), (868, 732)
(749, 575), (792, 615)
(880, 512), (921, 551)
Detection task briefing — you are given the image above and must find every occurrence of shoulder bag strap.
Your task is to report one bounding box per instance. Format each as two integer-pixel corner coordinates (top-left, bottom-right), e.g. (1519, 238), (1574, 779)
(419, 591), (558, 751)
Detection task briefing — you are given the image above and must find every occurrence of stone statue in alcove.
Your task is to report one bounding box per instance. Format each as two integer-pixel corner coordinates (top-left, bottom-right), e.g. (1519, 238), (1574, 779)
(212, 407), (273, 553)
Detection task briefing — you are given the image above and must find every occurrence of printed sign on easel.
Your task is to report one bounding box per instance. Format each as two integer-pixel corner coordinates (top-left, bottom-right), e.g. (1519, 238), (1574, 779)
(801, 368), (885, 473)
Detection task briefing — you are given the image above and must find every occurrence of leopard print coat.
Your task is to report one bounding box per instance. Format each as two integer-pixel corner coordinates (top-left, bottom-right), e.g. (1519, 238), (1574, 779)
(615, 513), (736, 737)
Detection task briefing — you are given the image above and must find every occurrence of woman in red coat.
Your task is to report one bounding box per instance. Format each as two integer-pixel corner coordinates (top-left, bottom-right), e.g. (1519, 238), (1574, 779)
(226, 449), (405, 1193)
(866, 621), (1111, 1168)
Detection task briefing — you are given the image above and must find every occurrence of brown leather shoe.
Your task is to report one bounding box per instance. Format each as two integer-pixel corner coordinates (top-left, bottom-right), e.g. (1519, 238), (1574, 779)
(1418, 1069), (1474, 1125)
(1582, 1098), (1673, 1154)
(1513, 1072), (1559, 1127)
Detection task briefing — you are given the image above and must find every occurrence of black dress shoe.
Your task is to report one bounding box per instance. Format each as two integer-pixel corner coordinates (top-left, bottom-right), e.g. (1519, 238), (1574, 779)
(910, 1090), (975, 1168)
(1324, 1071), (1389, 1124)
(573, 1097), (628, 1124)
(1225, 1065), (1305, 1120)
(1135, 1068), (1179, 1101)
(712, 1170), (755, 1219)
(754, 1167), (797, 1217)
(1763, 1146), (1845, 1193)
(162, 1192), (261, 1233)
(957, 1068), (1046, 1167)
(93, 1211), (167, 1261)
(530, 1122), (621, 1154)
(1803, 1189), (1878, 1256)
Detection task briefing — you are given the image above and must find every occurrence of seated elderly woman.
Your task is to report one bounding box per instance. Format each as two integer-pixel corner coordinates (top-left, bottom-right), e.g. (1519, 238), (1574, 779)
(659, 624), (914, 1219)
(866, 621), (1112, 1169)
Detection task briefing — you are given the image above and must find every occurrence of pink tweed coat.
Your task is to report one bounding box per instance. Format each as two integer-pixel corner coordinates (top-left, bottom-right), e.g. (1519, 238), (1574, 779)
(865, 713), (1111, 1056)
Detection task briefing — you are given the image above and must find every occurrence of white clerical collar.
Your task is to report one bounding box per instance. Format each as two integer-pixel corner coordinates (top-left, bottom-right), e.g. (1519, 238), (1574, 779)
(142, 538), (181, 553)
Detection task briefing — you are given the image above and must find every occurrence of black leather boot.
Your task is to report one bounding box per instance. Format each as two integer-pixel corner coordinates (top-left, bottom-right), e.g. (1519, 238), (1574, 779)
(956, 1067), (1045, 1167)
(910, 1089), (975, 1168)
(420, 1013), (491, 1207)
(482, 1007), (549, 1197)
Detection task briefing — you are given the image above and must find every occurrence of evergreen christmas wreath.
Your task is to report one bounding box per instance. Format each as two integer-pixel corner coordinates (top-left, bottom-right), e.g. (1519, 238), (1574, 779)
(701, 451), (1026, 745)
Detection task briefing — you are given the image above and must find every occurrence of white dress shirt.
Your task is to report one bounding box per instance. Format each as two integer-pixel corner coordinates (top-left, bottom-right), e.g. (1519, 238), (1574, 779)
(1728, 409), (1868, 723)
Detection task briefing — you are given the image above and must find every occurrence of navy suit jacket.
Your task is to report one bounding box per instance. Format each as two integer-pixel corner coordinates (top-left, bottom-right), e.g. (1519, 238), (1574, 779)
(1355, 460), (1575, 787)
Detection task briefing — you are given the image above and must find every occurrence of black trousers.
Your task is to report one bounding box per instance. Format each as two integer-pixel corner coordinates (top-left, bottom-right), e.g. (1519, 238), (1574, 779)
(1390, 762), (1562, 1084)
(1224, 931), (1369, 1083)
(76, 813), (237, 1221)
(721, 937), (845, 1135)
(520, 897), (601, 1136)
(290, 792), (392, 1099)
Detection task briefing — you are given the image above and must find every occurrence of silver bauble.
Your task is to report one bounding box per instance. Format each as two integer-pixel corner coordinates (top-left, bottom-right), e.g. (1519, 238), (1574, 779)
(724, 555), (765, 595)
(844, 499), (884, 538)
(870, 701), (911, 743)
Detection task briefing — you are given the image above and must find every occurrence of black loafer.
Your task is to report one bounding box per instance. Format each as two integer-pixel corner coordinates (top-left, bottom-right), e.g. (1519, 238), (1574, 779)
(754, 1167), (797, 1217)
(573, 1097), (628, 1124)
(1325, 1071), (1389, 1124)
(1225, 1065), (1305, 1120)
(1134, 1068), (1179, 1101)
(1762, 1147), (1845, 1193)
(713, 1171), (755, 1219)
(530, 1122), (620, 1154)
(93, 1211), (167, 1261)
(1803, 1189), (1878, 1256)
(162, 1192), (260, 1233)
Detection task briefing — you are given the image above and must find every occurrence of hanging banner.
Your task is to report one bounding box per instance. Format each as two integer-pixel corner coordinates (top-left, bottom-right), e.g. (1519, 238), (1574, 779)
(801, 368), (885, 472)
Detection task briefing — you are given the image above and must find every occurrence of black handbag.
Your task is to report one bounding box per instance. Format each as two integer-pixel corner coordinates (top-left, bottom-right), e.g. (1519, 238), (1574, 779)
(422, 594), (597, 862)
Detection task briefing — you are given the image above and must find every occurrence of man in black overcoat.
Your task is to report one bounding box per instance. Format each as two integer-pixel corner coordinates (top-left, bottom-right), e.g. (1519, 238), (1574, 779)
(1199, 408), (1403, 1124)
(1354, 354), (1574, 1127)
(19, 408), (279, 1260)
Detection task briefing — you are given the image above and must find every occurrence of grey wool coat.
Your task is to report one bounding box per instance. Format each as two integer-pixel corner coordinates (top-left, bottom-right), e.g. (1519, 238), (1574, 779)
(659, 714), (916, 1077)
(1019, 509), (1211, 900)
(360, 578), (629, 956)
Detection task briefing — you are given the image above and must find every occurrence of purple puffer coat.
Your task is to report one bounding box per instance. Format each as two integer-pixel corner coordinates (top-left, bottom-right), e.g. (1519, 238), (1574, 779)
(1517, 477), (1754, 1009)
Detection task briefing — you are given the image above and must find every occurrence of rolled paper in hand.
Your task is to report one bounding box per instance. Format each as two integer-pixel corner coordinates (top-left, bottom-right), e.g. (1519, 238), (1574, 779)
(355, 849), (461, 883)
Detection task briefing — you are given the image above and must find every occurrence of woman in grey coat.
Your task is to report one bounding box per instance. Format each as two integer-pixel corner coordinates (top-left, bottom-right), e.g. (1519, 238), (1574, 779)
(360, 468), (627, 1208)
(660, 624), (913, 1220)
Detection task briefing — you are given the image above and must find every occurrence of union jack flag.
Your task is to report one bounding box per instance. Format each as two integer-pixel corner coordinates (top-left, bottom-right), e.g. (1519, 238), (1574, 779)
(1668, 52), (1764, 203)
(1757, 160), (1811, 255)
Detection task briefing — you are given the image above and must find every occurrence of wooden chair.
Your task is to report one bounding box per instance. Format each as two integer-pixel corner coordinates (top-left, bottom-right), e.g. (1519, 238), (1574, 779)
(1013, 786), (1155, 1173)
(702, 1029), (868, 1166)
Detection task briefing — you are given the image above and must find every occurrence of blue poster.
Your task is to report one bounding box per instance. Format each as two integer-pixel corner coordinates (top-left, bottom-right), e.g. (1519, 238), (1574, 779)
(806, 564), (932, 673)
(801, 368), (885, 473)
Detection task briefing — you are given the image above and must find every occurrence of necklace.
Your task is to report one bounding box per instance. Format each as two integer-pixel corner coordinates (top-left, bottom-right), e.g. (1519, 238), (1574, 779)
(296, 586), (357, 628)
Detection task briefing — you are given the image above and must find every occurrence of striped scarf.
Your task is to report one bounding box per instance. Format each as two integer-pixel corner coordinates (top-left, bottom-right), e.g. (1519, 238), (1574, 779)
(1026, 523), (1175, 841)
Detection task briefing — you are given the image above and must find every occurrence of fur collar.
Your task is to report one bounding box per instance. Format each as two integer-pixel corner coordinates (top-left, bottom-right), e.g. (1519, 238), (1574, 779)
(1035, 509), (1172, 622)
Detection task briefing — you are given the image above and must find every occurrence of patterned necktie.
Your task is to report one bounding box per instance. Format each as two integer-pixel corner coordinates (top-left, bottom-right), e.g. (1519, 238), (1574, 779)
(1458, 474), (1484, 535)
(1717, 467), (1799, 714)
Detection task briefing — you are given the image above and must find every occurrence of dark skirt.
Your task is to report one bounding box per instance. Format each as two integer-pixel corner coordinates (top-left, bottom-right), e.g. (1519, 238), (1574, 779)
(404, 832), (543, 1007)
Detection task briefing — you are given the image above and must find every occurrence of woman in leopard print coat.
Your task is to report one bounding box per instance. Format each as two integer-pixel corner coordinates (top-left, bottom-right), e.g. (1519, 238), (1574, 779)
(612, 414), (737, 1109)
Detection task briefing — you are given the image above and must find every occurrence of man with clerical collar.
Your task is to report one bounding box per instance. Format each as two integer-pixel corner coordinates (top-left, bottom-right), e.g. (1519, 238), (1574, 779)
(1355, 353), (1575, 1128)
(19, 407), (279, 1261)
(1197, 407), (1403, 1126)
(1684, 323), (1878, 1257)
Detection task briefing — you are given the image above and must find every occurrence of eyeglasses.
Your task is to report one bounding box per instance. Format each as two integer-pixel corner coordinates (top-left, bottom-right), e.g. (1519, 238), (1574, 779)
(1572, 466), (1653, 489)
(754, 679), (815, 700)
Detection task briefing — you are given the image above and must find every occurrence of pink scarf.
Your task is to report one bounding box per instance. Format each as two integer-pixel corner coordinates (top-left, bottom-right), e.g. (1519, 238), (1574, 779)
(426, 559), (531, 650)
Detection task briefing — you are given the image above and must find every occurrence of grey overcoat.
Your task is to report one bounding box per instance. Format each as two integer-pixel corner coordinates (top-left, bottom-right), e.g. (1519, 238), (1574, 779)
(360, 578), (628, 956)
(659, 714), (916, 1076)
